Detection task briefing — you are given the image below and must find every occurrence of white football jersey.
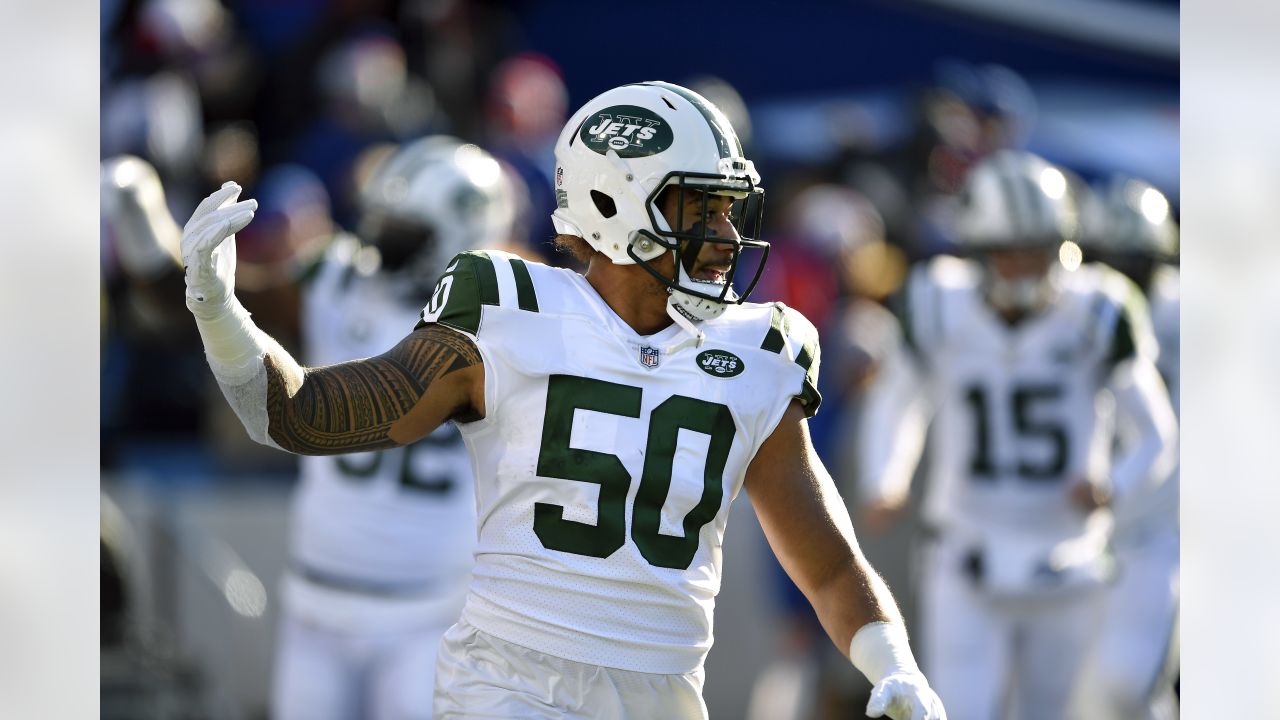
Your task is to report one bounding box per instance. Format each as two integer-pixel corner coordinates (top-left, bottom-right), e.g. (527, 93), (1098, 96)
(290, 236), (476, 587)
(417, 250), (820, 674)
(871, 257), (1158, 592)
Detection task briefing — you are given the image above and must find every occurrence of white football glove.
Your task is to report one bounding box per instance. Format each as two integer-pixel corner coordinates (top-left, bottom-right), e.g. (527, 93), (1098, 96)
(181, 181), (257, 314)
(866, 671), (947, 720)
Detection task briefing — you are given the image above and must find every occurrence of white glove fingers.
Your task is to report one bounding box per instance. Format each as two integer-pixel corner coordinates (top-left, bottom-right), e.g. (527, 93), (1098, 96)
(189, 200), (257, 255)
(217, 199), (258, 237)
(866, 677), (947, 720)
(187, 182), (242, 229)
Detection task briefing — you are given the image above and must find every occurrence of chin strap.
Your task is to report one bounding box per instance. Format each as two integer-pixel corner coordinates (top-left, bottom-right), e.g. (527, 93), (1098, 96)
(664, 299), (706, 354)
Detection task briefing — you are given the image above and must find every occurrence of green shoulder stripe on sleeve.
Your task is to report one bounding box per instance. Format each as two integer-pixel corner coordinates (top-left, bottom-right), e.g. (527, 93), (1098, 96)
(797, 373), (822, 417)
(761, 303), (823, 417)
(793, 316), (822, 417)
(416, 251), (499, 336)
(761, 303), (791, 353)
(509, 257), (539, 313)
(473, 252), (500, 306)
(1106, 280), (1155, 367)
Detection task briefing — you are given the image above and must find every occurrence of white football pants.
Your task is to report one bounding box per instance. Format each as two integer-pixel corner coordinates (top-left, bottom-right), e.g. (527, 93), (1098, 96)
(1069, 526), (1179, 720)
(920, 540), (1106, 720)
(432, 619), (708, 719)
(272, 572), (466, 720)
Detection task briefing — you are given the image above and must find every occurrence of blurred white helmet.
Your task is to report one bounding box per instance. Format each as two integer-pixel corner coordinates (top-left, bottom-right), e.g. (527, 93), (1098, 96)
(551, 81), (767, 322)
(1081, 175), (1178, 259)
(360, 136), (515, 290)
(955, 150), (1079, 248)
(955, 150), (1080, 314)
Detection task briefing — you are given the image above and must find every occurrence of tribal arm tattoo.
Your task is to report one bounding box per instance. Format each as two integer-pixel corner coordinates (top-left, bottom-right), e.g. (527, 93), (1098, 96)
(263, 324), (482, 455)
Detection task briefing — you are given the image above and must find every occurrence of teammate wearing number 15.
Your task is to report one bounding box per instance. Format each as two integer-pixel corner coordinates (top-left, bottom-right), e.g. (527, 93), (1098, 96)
(182, 82), (945, 719)
(857, 151), (1177, 720)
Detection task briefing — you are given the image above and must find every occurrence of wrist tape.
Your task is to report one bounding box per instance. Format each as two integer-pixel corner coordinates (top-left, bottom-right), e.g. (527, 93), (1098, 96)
(849, 621), (920, 684)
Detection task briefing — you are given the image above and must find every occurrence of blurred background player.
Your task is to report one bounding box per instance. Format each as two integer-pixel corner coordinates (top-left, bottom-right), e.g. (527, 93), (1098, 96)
(272, 136), (517, 720)
(1069, 176), (1180, 720)
(857, 150), (1178, 720)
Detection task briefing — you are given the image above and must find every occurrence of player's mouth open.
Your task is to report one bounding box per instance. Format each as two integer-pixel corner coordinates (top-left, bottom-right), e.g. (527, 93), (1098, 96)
(693, 265), (730, 283)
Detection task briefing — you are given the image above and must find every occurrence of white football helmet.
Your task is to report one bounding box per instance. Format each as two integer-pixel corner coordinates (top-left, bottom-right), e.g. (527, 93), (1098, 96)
(359, 136), (515, 292)
(1081, 175), (1178, 259)
(551, 81), (767, 323)
(954, 150), (1080, 314)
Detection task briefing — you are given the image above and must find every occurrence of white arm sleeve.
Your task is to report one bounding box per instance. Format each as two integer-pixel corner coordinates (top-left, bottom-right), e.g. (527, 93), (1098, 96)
(190, 294), (304, 452)
(858, 342), (932, 506)
(1106, 357), (1178, 502)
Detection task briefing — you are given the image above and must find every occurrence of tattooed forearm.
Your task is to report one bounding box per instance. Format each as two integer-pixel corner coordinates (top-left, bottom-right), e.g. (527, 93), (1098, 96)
(264, 325), (482, 454)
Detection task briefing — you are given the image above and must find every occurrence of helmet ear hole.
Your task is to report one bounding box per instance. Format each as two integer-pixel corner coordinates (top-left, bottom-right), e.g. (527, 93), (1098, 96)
(591, 190), (618, 219)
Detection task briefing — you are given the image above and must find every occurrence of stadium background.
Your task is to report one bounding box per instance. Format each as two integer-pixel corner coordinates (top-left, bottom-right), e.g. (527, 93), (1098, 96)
(99, 0), (1177, 717)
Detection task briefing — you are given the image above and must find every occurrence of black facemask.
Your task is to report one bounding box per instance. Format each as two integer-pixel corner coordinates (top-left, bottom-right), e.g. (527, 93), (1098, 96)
(372, 220), (436, 273)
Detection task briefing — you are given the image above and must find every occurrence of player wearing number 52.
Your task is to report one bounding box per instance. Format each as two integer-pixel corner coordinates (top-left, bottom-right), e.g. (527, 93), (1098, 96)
(183, 81), (945, 720)
(272, 138), (517, 720)
(857, 151), (1177, 720)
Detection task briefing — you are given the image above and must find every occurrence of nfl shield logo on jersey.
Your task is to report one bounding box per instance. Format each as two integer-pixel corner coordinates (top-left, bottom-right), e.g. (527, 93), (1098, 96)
(639, 345), (660, 368)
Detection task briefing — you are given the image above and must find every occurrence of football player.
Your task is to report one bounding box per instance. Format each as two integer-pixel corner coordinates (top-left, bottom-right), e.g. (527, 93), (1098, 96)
(271, 137), (516, 720)
(857, 151), (1177, 720)
(180, 81), (945, 720)
(1069, 177), (1180, 720)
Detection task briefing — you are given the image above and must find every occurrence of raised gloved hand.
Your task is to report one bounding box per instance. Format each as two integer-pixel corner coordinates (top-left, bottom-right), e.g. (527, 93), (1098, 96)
(866, 671), (947, 720)
(181, 181), (257, 315)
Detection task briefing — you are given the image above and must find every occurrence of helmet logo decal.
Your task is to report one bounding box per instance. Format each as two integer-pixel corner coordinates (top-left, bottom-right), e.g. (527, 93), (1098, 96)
(579, 104), (673, 158)
(695, 349), (745, 378)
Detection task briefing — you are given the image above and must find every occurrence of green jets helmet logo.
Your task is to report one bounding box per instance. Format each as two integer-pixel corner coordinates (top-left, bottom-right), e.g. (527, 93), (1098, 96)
(696, 349), (745, 378)
(579, 105), (673, 158)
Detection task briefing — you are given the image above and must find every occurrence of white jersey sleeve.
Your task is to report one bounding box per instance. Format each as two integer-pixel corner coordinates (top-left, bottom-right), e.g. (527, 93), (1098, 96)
(1091, 267), (1177, 503)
